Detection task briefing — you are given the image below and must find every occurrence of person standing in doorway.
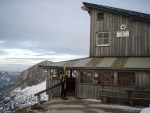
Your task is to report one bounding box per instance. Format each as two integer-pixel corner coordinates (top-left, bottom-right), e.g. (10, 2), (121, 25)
(60, 72), (68, 100)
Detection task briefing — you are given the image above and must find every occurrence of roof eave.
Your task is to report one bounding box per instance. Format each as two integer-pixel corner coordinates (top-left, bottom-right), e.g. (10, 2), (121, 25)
(82, 2), (150, 23)
(40, 65), (150, 71)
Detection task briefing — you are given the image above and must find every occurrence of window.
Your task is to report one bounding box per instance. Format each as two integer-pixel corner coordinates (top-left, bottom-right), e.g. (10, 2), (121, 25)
(118, 72), (135, 86)
(96, 32), (109, 46)
(97, 13), (104, 20)
(98, 72), (114, 85)
(80, 72), (92, 83)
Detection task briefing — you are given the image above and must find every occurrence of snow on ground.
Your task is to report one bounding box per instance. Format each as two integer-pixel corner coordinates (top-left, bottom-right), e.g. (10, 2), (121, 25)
(82, 99), (102, 102)
(83, 99), (145, 112)
(140, 108), (150, 113)
(10, 81), (48, 107)
(0, 81), (48, 113)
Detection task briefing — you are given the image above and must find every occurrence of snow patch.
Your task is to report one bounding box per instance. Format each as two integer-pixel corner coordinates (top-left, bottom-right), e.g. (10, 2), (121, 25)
(140, 108), (150, 113)
(1, 81), (48, 113)
(82, 99), (101, 102)
(89, 103), (144, 112)
(11, 81), (48, 106)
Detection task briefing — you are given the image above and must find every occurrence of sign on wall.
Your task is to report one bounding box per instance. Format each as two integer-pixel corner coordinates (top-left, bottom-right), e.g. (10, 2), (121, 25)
(117, 24), (129, 37)
(117, 31), (129, 37)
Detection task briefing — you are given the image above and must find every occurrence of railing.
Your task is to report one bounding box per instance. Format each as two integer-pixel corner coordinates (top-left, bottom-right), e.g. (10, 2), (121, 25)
(34, 83), (61, 105)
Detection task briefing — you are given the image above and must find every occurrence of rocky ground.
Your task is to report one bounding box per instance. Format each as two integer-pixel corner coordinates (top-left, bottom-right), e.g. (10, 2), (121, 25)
(13, 96), (143, 113)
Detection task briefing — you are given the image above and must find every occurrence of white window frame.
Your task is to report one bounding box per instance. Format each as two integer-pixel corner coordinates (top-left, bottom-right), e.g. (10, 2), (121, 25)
(96, 32), (110, 46)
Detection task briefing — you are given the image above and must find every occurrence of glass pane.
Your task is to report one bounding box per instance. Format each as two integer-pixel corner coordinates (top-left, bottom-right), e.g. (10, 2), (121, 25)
(98, 33), (103, 38)
(97, 32), (109, 45)
(80, 72), (92, 83)
(99, 39), (103, 45)
(97, 37), (101, 45)
(97, 13), (104, 20)
(104, 33), (109, 38)
(103, 39), (109, 44)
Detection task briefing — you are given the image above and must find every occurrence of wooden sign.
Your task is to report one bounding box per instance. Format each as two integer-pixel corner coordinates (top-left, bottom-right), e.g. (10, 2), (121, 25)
(117, 31), (129, 37)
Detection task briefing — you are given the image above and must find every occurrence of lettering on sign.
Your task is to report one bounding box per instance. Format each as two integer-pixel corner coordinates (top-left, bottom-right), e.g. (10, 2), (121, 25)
(117, 31), (129, 37)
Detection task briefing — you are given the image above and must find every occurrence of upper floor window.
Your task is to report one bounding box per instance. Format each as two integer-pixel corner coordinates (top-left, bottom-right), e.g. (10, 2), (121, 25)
(96, 32), (109, 46)
(97, 13), (104, 21)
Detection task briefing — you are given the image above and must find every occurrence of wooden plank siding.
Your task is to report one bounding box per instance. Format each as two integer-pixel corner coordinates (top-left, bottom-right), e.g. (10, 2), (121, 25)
(76, 84), (135, 99)
(46, 79), (61, 98)
(45, 69), (150, 105)
(76, 71), (150, 99)
(136, 72), (150, 89)
(46, 69), (61, 98)
(89, 9), (150, 57)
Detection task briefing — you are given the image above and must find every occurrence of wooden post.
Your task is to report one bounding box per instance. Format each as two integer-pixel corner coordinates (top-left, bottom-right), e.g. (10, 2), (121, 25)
(37, 95), (40, 106)
(75, 70), (80, 97)
(47, 69), (50, 79)
(70, 70), (72, 78)
(114, 72), (118, 85)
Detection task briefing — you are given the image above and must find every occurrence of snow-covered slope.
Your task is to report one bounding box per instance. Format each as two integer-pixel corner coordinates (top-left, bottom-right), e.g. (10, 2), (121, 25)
(0, 71), (20, 94)
(0, 81), (48, 113)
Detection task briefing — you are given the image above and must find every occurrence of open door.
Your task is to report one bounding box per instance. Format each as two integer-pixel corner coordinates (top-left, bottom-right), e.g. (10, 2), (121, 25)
(46, 69), (77, 98)
(67, 70), (76, 96)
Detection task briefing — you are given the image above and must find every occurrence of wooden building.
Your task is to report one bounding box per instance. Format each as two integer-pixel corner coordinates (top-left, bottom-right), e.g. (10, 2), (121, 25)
(40, 2), (150, 105)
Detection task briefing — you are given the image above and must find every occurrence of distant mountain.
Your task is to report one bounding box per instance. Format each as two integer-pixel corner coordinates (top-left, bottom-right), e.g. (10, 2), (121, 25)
(0, 71), (20, 96)
(1, 60), (52, 99)
(0, 60), (52, 113)
(12, 60), (52, 90)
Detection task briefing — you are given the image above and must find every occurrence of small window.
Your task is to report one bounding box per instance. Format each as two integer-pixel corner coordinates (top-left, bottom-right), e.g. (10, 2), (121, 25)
(98, 72), (114, 85)
(96, 32), (109, 46)
(97, 13), (104, 20)
(118, 72), (135, 86)
(80, 72), (92, 83)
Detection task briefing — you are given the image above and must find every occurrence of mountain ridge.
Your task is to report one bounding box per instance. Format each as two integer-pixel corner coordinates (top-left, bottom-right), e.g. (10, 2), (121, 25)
(3, 60), (52, 96)
(14, 60), (52, 89)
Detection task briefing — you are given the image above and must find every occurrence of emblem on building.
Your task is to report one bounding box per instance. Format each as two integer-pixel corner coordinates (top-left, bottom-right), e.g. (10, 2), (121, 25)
(120, 24), (127, 31)
(117, 24), (129, 37)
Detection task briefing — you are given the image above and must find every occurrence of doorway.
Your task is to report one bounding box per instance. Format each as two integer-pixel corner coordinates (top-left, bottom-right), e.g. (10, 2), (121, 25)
(67, 70), (76, 96)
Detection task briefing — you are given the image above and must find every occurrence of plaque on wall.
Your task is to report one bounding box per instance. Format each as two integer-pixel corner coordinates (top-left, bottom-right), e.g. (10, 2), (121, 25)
(117, 31), (129, 37)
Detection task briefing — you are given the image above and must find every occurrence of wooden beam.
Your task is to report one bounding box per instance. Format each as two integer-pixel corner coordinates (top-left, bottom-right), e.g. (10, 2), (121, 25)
(70, 70), (72, 78)
(35, 83), (61, 96)
(114, 72), (118, 85)
(37, 95), (40, 106)
(34, 83), (61, 105)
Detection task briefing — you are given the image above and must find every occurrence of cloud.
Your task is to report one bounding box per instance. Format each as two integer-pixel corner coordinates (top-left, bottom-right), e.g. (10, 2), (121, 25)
(0, 40), (5, 44)
(18, 41), (38, 48)
(0, 50), (7, 55)
(0, 48), (86, 67)
(0, 0), (90, 56)
(0, 64), (31, 72)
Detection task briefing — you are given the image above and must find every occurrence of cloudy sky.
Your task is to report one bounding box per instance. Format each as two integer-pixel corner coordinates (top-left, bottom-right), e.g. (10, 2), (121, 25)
(0, 0), (150, 71)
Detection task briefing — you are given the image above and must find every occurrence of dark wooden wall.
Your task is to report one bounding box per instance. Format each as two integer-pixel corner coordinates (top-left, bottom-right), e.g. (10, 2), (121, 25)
(89, 9), (150, 57)
(45, 69), (150, 100)
(46, 69), (61, 98)
(136, 72), (150, 89)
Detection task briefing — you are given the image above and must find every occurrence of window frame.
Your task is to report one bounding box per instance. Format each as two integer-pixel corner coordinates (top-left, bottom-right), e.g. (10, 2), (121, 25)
(118, 72), (135, 87)
(96, 32), (110, 46)
(97, 13), (104, 21)
(80, 71), (93, 84)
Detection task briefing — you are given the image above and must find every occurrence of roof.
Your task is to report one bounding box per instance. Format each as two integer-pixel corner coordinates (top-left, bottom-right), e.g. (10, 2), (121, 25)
(83, 2), (150, 22)
(40, 57), (150, 71)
